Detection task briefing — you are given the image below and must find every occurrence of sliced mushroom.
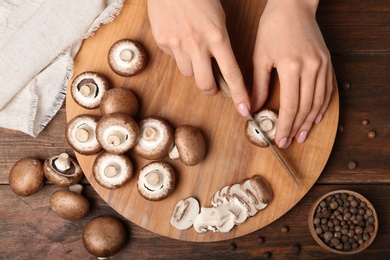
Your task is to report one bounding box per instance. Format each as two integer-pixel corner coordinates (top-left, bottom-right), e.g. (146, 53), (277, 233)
(9, 157), (44, 196)
(211, 185), (230, 207)
(108, 39), (147, 77)
(93, 152), (133, 190)
(169, 125), (206, 166)
(66, 114), (102, 155)
(228, 182), (258, 217)
(170, 197), (200, 230)
(242, 174), (274, 209)
(43, 153), (83, 187)
(245, 109), (278, 147)
(96, 113), (139, 154)
(100, 87), (139, 117)
(134, 117), (174, 160)
(137, 161), (175, 201)
(193, 204), (236, 233)
(50, 184), (90, 220)
(71, 71), (110, 109)
(83, 216), (127, 258)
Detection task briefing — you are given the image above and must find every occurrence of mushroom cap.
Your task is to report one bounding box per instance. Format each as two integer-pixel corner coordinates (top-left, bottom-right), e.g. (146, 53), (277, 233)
(66, 114), (102, 155)
(71, 71), (110, 109)
(93, 152), (133, 190)
(50, 188), (90, 220)
(96, 113), (139, 154)
(247, 174), (274, 205)
(171, 125), (206, 166)
(9, 157), (44, 196)
(137, 161), (175, 201)
(108, 39), (147, 77)
(82, 216), (127, 258)
(100, 87), (139, 117)
(170, 197), (200, 230)
(134, 117), (174, 160)
(43, 154), (83, 187)
(245, 109), (278, 147)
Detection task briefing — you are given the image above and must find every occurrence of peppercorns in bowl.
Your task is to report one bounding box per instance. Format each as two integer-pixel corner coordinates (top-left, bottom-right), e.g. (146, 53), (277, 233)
(308, 190), (378, 254)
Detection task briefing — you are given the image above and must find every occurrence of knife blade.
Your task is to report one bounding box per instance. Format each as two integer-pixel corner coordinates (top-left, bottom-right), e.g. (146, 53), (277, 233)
(246, 114), (302, 189)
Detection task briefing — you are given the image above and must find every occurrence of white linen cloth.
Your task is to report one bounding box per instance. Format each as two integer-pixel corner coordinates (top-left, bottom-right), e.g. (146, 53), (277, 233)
(0, 0), (124, 137)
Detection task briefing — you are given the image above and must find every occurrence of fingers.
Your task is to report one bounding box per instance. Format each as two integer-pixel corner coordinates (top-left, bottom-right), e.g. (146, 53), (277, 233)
(192, 52), (219, 96)
(252, 57), (272, 113)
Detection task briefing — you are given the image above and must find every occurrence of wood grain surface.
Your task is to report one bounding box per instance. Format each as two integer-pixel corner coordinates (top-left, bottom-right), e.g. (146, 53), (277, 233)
(65, 0), (339, 241)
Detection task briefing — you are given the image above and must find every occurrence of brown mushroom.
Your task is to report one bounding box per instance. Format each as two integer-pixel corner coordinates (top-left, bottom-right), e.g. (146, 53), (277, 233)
(9, 157), (44, 196)
(170, 197), (200, 230)
(241, 174), (273, 210)
(50, 184), (90, 220)
(71, 71), (110, 109)
(93, 152), (133, 190)
(43, 153), (83, 187)
(134, 117), (174, 160)
(66, 114), (102, 155)
(137, 161), (175, 201)
(169, 125), (206, 166)
(100, 87), (139, 117)
(96, 113), (139, 154)
(83, 216), (127, 258)
(245, 109), (278, 147)
(108, 39), (147, 77)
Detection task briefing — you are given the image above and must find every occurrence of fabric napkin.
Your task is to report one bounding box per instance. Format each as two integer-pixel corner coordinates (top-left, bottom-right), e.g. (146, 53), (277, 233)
(0, 0), (124, 137)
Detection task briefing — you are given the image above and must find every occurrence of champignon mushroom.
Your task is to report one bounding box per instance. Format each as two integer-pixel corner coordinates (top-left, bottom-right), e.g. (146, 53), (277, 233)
(96, 113), (139, 154)
(169, 125), (206, 166)
(137, 161), (175, 201)
(108, 39), (147, 77)
(245, 109), (278, 147)
(193, 203), (236, 233)
(228, 182), (258, 217)
(9, 157), (44, 196)
(66, 114), (102, 155)
(43, 153), (83, 187)
(242, 174), (274, 209)
(134, 117), (174, 160)
(93, 152), (133, 190)
(71, 71), (110, 109)
(170, 197), (200, 230)
(211, 185), (230, 207)
(50, 184), (90, 220)
(100, 87), (139, 117)
(83, 216), (127, 258)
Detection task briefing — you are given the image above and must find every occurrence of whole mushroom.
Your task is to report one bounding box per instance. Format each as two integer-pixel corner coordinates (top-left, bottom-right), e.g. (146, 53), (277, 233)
(245, 109), (278, 147)
(100, 87), (139, 117)
(96, 113), (139, 154)
(71, 71), (110, 109)
(169, 125), (206, 166)
(83, 216), (127, 258)
(9, 157), (44, 196)
(108, 39), (147, 77)
(43, 153), (83, 187)
(50, 184), (90, 220)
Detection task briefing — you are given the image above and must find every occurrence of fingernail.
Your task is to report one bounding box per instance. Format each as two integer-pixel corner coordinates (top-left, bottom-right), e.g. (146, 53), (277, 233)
(278, 138), (288, 149)
(238, 103), (250, 117)
(315, 114), (323, 124)
(297, 131), (308, 144)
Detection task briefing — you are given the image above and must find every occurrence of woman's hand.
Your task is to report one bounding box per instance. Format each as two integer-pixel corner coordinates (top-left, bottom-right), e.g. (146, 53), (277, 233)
(252, 0), (332, 149)
(147, 0), (251, 117)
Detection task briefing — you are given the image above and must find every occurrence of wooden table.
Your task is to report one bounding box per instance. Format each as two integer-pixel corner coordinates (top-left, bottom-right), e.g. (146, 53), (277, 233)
(1, 0), (389, 259)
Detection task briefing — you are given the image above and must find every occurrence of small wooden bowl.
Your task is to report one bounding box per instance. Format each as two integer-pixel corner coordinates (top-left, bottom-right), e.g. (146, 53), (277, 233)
(308, 190), (378, 254)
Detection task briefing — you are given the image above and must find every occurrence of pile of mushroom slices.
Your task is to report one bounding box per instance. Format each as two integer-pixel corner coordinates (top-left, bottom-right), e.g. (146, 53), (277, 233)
(245, 108), (278, 147)
(170, 174), (273, 233)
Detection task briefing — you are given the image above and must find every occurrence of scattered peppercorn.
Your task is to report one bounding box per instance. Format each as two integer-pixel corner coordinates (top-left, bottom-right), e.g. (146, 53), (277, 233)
(291, 244), (301, 255)
(362, 119), (369, 126)
(342, 82), (351, 90)
(229, 243), (237, 250)
(281, 226), (289, 233)
(262, 252), (272, 259)
(348, 161), (357, 170)
(258, 236), (265, 245)
(367, 131), (376, 139)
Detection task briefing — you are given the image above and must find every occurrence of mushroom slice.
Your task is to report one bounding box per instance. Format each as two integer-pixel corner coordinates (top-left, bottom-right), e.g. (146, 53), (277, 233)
(241, 175), (273, 211)
(71, 71), (110, 109)
(50, 184), (90, 220)
(137, 161), (175, 201)
(100, 87), (139, 117)
(134, 117), (174, 160)
(108, 39), (147, 77)
(193, 204), (236, 233)
(245, 109), (278, 147)
(226, 197), (249, 225)
(96, 113), (139, 154)
(44, 153), (83, 187)
(211, 185), (230, 207)
(93, 152), (133, 190)
(169, 125), (206, 166)
(66, 114), (102, 155)
(170, 197), (200, 230)
(9, 157), (44, 197)
(228, 183), (258, 217)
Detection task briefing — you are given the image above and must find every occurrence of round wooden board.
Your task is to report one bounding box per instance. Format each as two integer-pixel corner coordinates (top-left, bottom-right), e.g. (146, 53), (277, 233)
(66, 0), (339, 242)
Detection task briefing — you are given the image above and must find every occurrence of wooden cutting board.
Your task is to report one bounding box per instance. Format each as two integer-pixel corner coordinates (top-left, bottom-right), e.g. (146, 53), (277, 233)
(66, 0), (339, 242)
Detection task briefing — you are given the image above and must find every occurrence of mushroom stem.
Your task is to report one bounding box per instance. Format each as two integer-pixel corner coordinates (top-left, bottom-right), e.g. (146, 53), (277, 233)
(69, 184), (83, 194)
(79, 84), (94, 97)
(104, 165), (118, 178)
(260, 119), (273, 132)
(146, 171), (160, 185)
(75, 128), (90, 143)
(119, 49), (133, 62)
(54, 153), (71, 172)
(142, 126), (158, 141)
(107, 135), (123, 147)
